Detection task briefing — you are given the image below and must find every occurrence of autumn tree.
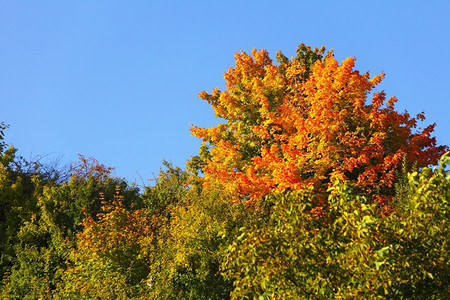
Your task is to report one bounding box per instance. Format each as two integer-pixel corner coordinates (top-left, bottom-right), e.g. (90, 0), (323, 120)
(57, 186), (152, 299)
(190, 44), (447, 205)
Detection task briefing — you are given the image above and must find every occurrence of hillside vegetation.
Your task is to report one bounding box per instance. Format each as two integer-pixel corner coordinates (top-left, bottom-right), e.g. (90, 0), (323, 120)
(1, 44), (448, 299)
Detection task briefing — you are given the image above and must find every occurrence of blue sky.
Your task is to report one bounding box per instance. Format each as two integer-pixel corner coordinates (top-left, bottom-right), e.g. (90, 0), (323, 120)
(1, 1), (449, 184)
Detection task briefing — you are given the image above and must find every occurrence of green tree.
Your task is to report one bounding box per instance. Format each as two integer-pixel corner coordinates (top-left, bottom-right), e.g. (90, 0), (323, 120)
(1, 151), (141, 298)
(222, 153), (449, 299)
(138, 162), (247, 299)
(374, 153), (449, 298)
(0, 124), (41, 285)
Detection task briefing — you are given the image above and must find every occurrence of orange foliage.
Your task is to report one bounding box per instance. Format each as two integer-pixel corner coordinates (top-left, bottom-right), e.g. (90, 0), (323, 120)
(191, 44), (447, 205)
(70, 154), (114, 181)
(70, 186), (154, 289)
(77, 187), (152, 256)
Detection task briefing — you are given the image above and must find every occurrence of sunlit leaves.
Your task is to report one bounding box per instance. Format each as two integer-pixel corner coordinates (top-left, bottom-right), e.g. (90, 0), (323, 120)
(223, 154), (449, 298)
(59, 186), (153, 299)
(191, 44), (447, 204)
(1, 43), (448, 299)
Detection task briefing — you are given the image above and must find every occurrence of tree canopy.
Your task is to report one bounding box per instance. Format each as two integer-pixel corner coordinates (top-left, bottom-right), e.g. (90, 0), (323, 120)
(1, 44), (449, 299)
(190, 44), (447, 205)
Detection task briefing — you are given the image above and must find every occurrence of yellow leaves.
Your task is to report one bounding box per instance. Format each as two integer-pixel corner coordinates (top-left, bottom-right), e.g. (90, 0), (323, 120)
(285, 59), (304, 80)
(225, 49), (272, 90)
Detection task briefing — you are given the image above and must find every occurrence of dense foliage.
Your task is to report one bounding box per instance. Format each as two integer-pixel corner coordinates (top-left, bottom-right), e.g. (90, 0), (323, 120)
(190, 44), (446, 205)
(1, 44), (448, 299)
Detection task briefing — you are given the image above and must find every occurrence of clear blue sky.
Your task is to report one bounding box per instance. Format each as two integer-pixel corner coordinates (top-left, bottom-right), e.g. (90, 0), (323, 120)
(1, 1), (449, 184)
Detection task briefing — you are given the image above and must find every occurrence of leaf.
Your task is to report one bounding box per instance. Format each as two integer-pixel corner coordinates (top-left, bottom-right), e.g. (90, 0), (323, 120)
(375, 261), (385, 270)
